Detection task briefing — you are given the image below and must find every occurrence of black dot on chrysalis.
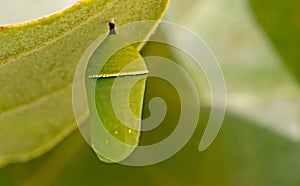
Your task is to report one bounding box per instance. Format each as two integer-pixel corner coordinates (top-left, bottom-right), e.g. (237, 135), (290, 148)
(108, 18), (116, 35)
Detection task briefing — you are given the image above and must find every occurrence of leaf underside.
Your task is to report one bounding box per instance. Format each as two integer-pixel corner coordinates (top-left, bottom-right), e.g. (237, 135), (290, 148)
(0, 0), (169, 167)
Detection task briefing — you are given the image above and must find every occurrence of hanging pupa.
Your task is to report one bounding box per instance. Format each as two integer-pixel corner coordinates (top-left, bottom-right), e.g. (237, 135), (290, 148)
(85, 19), (148, 163)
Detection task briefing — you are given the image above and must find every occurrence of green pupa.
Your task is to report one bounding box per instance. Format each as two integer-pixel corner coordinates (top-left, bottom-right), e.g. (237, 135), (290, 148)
(85, 19), (148, 163)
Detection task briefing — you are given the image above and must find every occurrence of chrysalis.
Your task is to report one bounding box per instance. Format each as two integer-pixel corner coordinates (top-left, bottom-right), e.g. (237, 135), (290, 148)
(85, 19), (148, 163)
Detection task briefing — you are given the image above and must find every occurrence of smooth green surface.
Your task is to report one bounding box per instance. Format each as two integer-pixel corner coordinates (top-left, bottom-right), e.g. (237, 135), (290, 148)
(166, 0), (300, 141)
(1, 108), (300, 186)
(85, 34), (148, 162)
(250, 0), (300, 82)
(0, 0), (169, 167)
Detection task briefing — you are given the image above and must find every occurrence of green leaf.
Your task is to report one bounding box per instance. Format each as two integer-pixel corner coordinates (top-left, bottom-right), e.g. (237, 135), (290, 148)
(85, 32), (148, 162)
(2, 111), (300, 186)
(166, 0), (300, 141)
(0, 0), (169, 167)
(249, 0), (300, 83)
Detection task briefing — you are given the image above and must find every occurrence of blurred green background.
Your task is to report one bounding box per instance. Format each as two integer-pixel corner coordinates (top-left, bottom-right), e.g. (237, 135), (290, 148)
(1, 0), (300, 185)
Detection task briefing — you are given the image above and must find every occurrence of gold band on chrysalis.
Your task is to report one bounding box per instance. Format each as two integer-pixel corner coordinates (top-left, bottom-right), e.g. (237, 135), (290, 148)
(88, 71), (149, 79)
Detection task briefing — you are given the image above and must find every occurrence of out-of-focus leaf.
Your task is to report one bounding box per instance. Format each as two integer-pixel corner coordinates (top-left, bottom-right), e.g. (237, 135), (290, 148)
(0, 0), (169, 167)
(249, 0), (300, 82)
(0, 0), (78, 25)
(166, 0), (300, 141)
(1, 111), (300, 186)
